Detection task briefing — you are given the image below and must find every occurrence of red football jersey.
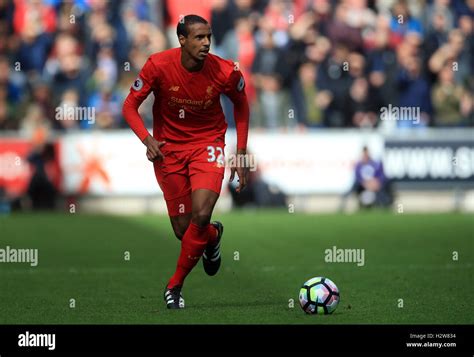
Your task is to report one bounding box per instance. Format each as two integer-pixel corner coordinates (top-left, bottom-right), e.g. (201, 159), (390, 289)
(124, 48), (248, 151)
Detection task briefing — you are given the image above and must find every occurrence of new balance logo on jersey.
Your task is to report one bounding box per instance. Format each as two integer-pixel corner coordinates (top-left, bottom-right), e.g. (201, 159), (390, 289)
(169, 86), (180, 92)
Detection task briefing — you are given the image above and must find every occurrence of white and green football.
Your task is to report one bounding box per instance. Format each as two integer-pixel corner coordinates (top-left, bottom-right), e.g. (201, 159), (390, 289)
(299, 277), (340, 314)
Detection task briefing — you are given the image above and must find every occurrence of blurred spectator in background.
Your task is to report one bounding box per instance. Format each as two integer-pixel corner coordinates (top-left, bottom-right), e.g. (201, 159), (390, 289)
(220, 15), (257, 128)
(89, 44), (117, 91)
(429, 29), (470, 86)
(326, 2), (364, 51)
(396, 55), (432, 128)
(211, 0), (237, 58)
(316, 42), (352, 127)
(27, 142), (58, 210)
(389, 0), (423, 46)
(27, 78), (55, 129)
(88, 86), (122, 129)
(365, 15), (398, 112)
(46, 33), (88, 106)
(252, 17), (287, 129)
(234, 16), (256, 101)
(0, 82), (16, 130)
(228, 153), (286, 208)
(13, 0), (55, 76)
(20, 103), (49, 135)
(0, 0), (15, 55)
(13, 0), (57, 34)
(55, 89), (80, 130)
(55, 0), (86, 38)
(0, 56), (21, 129)
(345, 52), (381, 128)
(15, 18), (52, 75)
(342, 146), (393, 210)
(300, 62), (322, 127)
(127, 20), (167, 72)
(432, 64), (473, 126)
(423, 1), (453, 63)
(87, 22), (117, 75)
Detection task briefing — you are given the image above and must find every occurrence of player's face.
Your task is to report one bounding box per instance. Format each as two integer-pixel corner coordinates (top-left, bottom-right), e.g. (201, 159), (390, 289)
(181, 23), (212, 61)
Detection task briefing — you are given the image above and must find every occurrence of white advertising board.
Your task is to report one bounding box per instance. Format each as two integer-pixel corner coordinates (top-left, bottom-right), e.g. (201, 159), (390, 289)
(59, 130), (383, 195)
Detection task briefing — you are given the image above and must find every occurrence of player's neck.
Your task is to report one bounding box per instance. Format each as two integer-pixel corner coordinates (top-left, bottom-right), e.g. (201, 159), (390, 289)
(180, 49), (205, 72)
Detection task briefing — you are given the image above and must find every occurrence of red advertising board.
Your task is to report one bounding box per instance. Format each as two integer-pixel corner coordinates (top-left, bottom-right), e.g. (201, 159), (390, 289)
(0, 139), (62, 197)
(0, 139), (33, 196)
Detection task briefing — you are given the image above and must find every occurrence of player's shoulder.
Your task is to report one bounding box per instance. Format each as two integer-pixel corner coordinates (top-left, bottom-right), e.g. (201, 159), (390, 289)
(207, 52), (235, 69)
(207, 52), (236, 77)
(148, 48), (180, 67)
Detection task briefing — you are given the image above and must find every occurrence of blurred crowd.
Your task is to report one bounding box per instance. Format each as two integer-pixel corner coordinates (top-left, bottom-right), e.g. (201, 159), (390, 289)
(0, 0), (473, 135)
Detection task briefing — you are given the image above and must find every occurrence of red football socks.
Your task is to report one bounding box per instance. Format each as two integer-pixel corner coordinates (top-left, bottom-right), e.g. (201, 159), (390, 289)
(207, 224), (218, 245)
(167, 222), (217, 289)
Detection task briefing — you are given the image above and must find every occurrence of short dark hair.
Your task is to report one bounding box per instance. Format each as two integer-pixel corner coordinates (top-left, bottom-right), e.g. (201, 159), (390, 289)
(177, 15), (208, 38)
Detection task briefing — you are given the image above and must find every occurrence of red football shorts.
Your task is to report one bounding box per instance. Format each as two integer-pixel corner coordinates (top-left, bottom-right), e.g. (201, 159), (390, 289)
(153, 144), (225, 217)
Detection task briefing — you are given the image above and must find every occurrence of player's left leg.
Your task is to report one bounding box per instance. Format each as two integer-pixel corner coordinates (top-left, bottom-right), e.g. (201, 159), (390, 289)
(166, 188), (220, 290)
(190, 188), (223, 275)
(188, 188), (223, 276)
(189, 188), (219, 227)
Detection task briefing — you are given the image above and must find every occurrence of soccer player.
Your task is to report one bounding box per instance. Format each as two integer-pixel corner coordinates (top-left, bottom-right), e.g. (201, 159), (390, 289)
(122, 15), (250, 309)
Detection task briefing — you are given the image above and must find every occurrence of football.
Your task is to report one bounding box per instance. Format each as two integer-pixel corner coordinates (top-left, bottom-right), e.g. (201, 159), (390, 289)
(299, 277), (340, 314)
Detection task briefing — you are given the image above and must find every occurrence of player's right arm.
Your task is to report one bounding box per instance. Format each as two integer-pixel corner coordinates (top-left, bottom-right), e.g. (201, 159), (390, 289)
(122, 57), (166, 162)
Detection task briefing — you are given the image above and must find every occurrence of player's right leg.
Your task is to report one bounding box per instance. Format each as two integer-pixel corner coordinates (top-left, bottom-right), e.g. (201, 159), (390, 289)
(158, 191), (192, 309)
(154, 159), (193, 240)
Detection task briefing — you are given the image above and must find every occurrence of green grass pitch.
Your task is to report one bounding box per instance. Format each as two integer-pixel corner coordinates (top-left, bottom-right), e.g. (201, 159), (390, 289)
(0, 211), (472, 324)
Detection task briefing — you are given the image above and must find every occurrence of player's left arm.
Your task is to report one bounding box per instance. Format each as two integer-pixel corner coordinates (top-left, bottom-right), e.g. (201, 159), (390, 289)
(224, 68), (250, 193)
